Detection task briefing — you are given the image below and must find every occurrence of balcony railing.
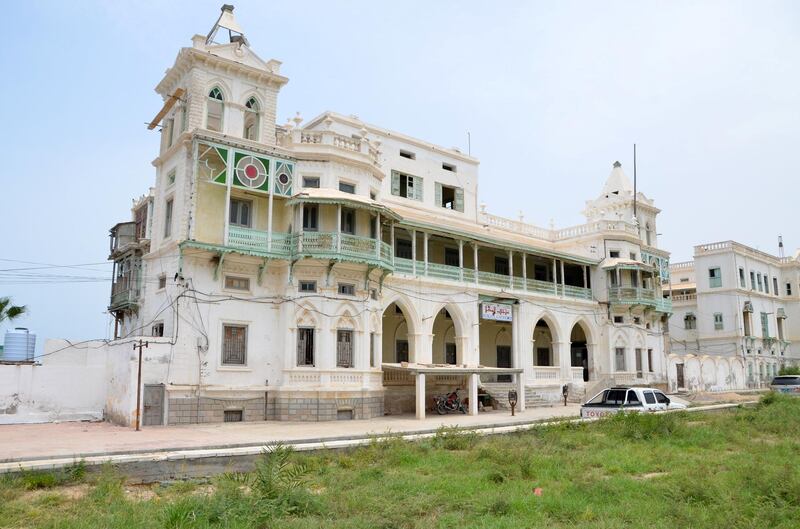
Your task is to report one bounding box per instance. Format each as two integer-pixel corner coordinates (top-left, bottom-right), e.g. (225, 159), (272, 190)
(392, 258), (593, 301)
(608, 287), (672, 313)
(227, 227), (393, 268)
(109, 285), (138, 311)
(531, 366), (560, 384)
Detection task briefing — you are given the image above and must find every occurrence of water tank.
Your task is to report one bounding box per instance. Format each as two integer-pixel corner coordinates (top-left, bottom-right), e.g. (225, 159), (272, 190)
(2, 328), (36, 362)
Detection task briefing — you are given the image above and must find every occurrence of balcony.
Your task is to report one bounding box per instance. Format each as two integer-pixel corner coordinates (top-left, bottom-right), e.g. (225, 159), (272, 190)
(109, 280), (138, 312)
(608, 287), (672, 313)
(393, 258), (593, 301)
(226, 227), (393, 269)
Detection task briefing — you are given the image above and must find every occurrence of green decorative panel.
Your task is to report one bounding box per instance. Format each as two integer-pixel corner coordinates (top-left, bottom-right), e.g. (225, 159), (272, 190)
(233, 152), (270, 192)
(273, 161), (294, 196)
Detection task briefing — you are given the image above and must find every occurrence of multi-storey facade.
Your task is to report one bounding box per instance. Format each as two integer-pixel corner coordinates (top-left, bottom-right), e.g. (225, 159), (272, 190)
(665, 241), (800, 391)
(106, 6), (672, 425)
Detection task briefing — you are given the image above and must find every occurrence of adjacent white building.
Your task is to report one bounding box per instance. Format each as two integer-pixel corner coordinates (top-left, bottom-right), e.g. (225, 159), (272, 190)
(665, 241), (800, 392)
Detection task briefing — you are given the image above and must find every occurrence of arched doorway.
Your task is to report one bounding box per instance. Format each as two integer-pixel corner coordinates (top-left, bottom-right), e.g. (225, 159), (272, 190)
(432, 308), (457, 365)
(533, 319), (555, 367)
(570, 323), (590, 382)
(382, 302), (410, 363)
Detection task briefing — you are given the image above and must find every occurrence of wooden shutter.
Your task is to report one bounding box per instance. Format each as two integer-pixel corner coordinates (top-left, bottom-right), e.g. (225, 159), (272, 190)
(414, 176), (424, 201)
(391, 171), (400, 196)
(435, 183), (442, 208)
(454, 187), (464, 212)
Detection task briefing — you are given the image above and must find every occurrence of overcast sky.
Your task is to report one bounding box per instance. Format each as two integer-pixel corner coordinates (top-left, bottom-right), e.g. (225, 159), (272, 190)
(1, 1), (798, 349)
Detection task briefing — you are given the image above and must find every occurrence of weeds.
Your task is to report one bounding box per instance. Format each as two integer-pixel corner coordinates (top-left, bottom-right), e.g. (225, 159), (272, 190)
(431, 425), (479, 450)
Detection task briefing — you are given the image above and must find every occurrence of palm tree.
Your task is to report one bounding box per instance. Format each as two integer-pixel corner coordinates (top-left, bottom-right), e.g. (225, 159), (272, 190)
(0, 297), (27, 325)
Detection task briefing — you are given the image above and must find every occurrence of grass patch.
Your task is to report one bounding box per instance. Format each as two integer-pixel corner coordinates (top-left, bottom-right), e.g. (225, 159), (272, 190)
(3, 396), (800, 528)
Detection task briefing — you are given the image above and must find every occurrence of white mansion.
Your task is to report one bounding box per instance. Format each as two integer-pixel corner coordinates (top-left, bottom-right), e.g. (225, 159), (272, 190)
(104, 5), (674, 425)
(665, 241), (800, 392)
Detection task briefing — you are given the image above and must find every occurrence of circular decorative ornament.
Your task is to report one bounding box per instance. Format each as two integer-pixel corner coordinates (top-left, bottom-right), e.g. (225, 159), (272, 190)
(235, 156), (267, 188)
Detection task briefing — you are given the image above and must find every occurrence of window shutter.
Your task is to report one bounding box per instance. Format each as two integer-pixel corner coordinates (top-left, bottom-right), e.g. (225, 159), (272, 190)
(435, 183), (442, 207)
(414, 176), (424, 201)
(391, 171), (400, 196)
(454, 187), (464, 212)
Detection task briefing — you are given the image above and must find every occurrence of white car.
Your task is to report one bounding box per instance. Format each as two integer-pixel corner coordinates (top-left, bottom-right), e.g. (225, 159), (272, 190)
(770, 375), (800, 395)
(580, 387), (687, 419)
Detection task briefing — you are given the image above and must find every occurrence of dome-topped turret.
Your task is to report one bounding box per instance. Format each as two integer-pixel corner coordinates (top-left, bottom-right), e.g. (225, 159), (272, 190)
(600, 161), (634, 198)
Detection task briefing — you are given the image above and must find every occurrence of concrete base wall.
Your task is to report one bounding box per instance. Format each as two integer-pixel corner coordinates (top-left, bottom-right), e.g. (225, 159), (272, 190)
(166, 391), (384, 424)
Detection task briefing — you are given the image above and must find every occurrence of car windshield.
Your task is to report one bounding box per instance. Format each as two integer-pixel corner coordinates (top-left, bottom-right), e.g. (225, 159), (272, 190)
(771, 376), (800, 386)
(585, 389), (628, 405)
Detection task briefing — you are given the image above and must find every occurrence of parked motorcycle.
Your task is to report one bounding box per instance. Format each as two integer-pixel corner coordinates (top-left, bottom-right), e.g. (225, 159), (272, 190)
(434, 390), (466, 415)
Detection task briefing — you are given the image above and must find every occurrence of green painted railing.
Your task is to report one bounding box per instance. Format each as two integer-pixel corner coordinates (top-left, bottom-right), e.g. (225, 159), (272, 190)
(609, 287), (671, 312)
(228, 227), (293, 257)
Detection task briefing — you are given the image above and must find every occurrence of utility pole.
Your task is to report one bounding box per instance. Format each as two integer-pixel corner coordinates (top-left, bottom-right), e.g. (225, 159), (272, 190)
(133, 339), (149, 431)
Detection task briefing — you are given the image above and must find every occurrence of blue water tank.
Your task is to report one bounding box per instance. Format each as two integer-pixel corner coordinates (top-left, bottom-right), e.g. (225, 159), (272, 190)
(2, 328), (36, 362)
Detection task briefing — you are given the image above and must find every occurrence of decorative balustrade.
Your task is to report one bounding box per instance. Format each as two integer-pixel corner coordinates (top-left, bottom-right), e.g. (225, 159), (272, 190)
(286, 370), (383, 387)
(531, 366), (560, 384)
(612, 372), (636, 385)
(670, 293), (697, 302)
(571, 367), (585, 382)
(383, 370), (414, 386)
(477, 212), (643, 242)
(291, 129), (379, 165)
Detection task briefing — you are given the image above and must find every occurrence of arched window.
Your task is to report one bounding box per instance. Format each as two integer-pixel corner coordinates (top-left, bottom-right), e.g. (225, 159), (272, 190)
(243, 97), (260, 140)
(206, 87), (224, 132)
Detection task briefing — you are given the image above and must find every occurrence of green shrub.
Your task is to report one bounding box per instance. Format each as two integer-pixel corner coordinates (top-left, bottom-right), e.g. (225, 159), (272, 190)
(431, 426), (478, 450)
(602, 410), (685, 440)
(778, 366), (800, 375)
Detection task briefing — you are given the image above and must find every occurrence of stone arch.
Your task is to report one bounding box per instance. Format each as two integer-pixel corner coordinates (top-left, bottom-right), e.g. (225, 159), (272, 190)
(295, 302), (320, 328)
(381, 295), (419, 364)
(716, 359), (732, 390)
(381, 294), (420, 336)
(334, 302), (363, 332)
(568, 317), (594, 381)
(532, 311), (561, 368)
(204, 78), (233, 101)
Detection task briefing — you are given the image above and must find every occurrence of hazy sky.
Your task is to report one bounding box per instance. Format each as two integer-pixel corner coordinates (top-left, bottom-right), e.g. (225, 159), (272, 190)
(1, 1), (798, 349)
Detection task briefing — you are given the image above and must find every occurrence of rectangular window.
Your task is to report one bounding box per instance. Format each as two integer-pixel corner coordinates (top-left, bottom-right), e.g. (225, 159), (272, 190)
(613, 316), (624, 324)
(435, 183), (464, 212)
(757, 273), (763, 292)
(223, 410), (243, 422)
(302, 205), (318, 231)
(229, 199), (252, 228)
(166, 169), (176, 186)
(630, 252), (637, 260)
(151, 322), (164, 337)
(341, 208), (356, 235)
(714, 312), (723, 330)
(750, 271), (756, 290)
(339, 181), (356, 194)
(761, 312), (769, 338)
(445, 248), (460, 267)
(773, 277), (779, 296)
(370, 332), (376, 368)
(299, 280), (317, 293)
(158, 274), (167, 290)
(222, 325), (247, 365)
(708, 267), (722, 288)
(391, 170), (423, 200)
(609, 250), (620, 258)
(338, 283), (355, 296)
(396, 239), (412, 259)
(396, 340), (409, 363)
(495, 256), (509, 275)
(615, 347), (626, 371)
(635, 348), (643, 377)
(787, 283), (793, 296)
(207, 98), (223, 132)
(336, 330), (353, 368)
(738, 267), (746, 288)
(399, 149), (415, 160)
(684, 314), (696, 330)
(303, 176), (320, 188)
(765, 275), (770, 294)
(297, 328), (315, 366)
(224, 276), (250, 291)
(445, 343), (457, 364)
(164, 199), (173, 238)
(647, 349), (654, 372)
(442, 162), (456, 172)
(164, 118), (174, 149)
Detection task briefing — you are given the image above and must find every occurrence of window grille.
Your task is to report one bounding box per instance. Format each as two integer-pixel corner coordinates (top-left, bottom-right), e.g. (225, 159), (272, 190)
(297, 328), (315, 366)
(222, 325), (247, 365)
(337, 330), (353, 368)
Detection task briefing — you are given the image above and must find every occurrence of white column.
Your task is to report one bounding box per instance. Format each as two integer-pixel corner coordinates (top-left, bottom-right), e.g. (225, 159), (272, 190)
(266, 169), (274, 251)
(469, 373), (479, 416)
(336, 204), (342, 252)
(458, 239), (464, 281)
(423, 232), (429, 275)
(222, 148), (234, 245)
(522, 253), (527, 291)
(517, 372), (526, 412)
(555, 341), (570, 380)
(415, 372), (426, 420)
(508, 250), (514, 288)
(560, 260), (566, 298)
(375, 213), (381, 258)
(412, 229), (417, 275)
(583, 266), (588, 289)
(390, 222), (396, 266)
(552, 259), (558, 295)
(473, 243), (479, 284)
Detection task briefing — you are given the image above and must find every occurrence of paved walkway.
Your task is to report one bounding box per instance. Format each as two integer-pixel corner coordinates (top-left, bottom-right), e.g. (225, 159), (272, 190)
(0, 405), (581, 464)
